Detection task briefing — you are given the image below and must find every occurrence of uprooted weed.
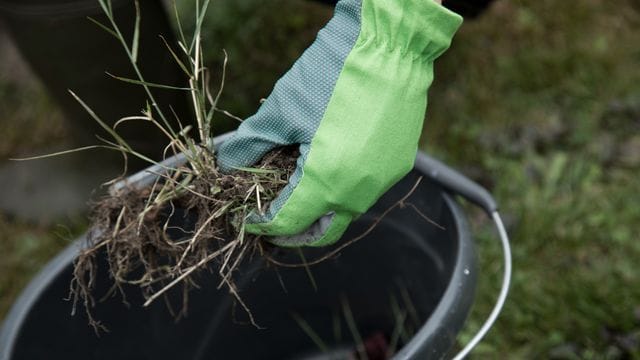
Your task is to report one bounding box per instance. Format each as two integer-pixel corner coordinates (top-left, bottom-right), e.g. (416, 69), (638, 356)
(71, 146), (298, 331)
(50, 0), (301, 331)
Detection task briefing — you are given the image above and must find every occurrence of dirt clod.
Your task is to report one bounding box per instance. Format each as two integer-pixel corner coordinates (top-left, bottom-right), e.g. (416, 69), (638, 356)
(70, 146), (298, 331)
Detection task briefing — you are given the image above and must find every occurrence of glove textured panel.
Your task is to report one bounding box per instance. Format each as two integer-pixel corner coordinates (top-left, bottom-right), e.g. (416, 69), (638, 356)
(218, 0), (363, 225)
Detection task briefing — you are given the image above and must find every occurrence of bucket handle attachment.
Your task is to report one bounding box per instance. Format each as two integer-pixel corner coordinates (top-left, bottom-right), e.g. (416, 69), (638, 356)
(415, 153), (512, 360)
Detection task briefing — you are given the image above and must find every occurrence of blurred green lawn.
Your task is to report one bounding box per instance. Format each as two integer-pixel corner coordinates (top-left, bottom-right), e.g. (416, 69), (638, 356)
(1, 0), (639, 358)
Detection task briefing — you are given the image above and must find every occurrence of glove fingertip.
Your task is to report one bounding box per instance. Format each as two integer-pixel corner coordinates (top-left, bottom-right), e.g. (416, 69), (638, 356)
(306, 212), (352, 247)
(262, 212), (352, 248)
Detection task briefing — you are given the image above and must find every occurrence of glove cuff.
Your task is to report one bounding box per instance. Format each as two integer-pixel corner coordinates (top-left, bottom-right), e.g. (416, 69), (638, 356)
(359, 0), (463, 60)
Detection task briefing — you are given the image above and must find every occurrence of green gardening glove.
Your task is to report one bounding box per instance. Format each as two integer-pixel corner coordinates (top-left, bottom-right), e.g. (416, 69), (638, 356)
(217, 0), (462, 247)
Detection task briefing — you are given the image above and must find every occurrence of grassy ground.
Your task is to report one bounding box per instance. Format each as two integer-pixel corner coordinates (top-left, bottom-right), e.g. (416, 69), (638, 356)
(0, 29), (79, 318)
(427, 1), (640, 358)
(1, 0), (639, 358)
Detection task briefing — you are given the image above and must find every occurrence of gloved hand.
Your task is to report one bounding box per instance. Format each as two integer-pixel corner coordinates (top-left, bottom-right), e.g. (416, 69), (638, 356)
(218, 0), (462, 247)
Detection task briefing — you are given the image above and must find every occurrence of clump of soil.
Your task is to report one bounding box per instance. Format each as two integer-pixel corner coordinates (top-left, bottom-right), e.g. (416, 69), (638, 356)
(70, 146), (298, 331)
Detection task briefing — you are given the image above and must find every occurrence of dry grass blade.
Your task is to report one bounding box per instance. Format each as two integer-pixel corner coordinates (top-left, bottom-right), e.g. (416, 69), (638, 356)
(142, 240), (235, 307)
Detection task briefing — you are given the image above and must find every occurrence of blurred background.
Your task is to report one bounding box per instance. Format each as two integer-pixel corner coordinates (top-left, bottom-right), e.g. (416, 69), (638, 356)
(1, 0), (639, 358)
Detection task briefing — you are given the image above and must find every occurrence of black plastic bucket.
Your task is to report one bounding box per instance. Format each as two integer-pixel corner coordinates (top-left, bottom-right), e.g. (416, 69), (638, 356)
(0, 147), (478, 360)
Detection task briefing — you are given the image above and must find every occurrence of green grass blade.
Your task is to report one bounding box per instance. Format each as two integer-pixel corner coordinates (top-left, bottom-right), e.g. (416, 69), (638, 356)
(291, 312), (329, 353)
(169, 105), (193, 142)
(98, 0), (112, 18)
(10, 145), (118, 161)
(172, 0), (188, 55)
(333, 311), (342, 343)
(98, 3), (178, 139)
(177, 125), (192, 137)
(341, 296), (368, 360)
(214, 108), (244, 123)
(388, 294), (408, 356)
(68, 90), (131, 151)
(205, 50), (229, 125)
(93, 135), (158, 167)
(212, 50), (228, 109)
(106, 72), (193, 90)
(232, 166), (281, 175)
(399, 285), (420, 330)
(159, 35), (191, 77)
(86, 17), (118, 39)
(297, 248), (318, 292)
(189, 0), (210, 53)
(131, 0), (141, 63)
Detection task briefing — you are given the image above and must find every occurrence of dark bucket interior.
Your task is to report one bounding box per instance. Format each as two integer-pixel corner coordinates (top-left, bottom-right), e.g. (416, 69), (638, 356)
(0, 171), (476, 360)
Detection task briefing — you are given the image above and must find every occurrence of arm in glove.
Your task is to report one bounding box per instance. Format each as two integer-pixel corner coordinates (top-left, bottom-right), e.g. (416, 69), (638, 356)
(218, 0), (462, 247)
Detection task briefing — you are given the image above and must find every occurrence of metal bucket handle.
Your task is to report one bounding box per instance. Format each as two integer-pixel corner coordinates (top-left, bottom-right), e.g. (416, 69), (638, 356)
(415, 153), (512, 360)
